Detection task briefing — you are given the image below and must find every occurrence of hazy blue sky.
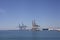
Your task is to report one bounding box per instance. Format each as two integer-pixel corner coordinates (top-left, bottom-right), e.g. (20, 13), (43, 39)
(0, 0), (60, 30)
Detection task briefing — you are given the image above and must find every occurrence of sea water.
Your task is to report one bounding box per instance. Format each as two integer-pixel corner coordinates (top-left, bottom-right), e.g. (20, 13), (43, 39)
(0, 30), (60, 40)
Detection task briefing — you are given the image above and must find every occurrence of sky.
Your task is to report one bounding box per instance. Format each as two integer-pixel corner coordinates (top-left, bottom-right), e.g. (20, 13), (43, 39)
(0, 0), (60, 30)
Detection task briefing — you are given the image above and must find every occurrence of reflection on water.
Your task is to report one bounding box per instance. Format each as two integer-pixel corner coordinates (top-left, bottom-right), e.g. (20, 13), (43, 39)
(32, 31), (38, 40)
(0, 30), (60, 40)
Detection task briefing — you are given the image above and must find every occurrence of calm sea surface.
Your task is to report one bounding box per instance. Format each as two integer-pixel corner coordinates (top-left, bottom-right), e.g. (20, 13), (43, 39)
(0, 30), (60, 40)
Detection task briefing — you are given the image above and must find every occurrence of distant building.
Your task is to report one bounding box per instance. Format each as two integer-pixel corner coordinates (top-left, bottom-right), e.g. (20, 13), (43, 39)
(48, 26), (54, 31)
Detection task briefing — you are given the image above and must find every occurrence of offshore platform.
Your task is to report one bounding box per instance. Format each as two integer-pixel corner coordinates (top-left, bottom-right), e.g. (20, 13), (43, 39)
(32, 20), (40, 31)
(18, 20), (40, 31)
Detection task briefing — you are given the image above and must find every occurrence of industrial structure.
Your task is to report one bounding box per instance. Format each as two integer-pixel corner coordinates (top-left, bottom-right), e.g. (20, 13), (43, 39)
(18, 20), (40, 31)
(18, 20), (60, 31)
(32, 20), (40, 31)
(19, 23), (27, 30)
